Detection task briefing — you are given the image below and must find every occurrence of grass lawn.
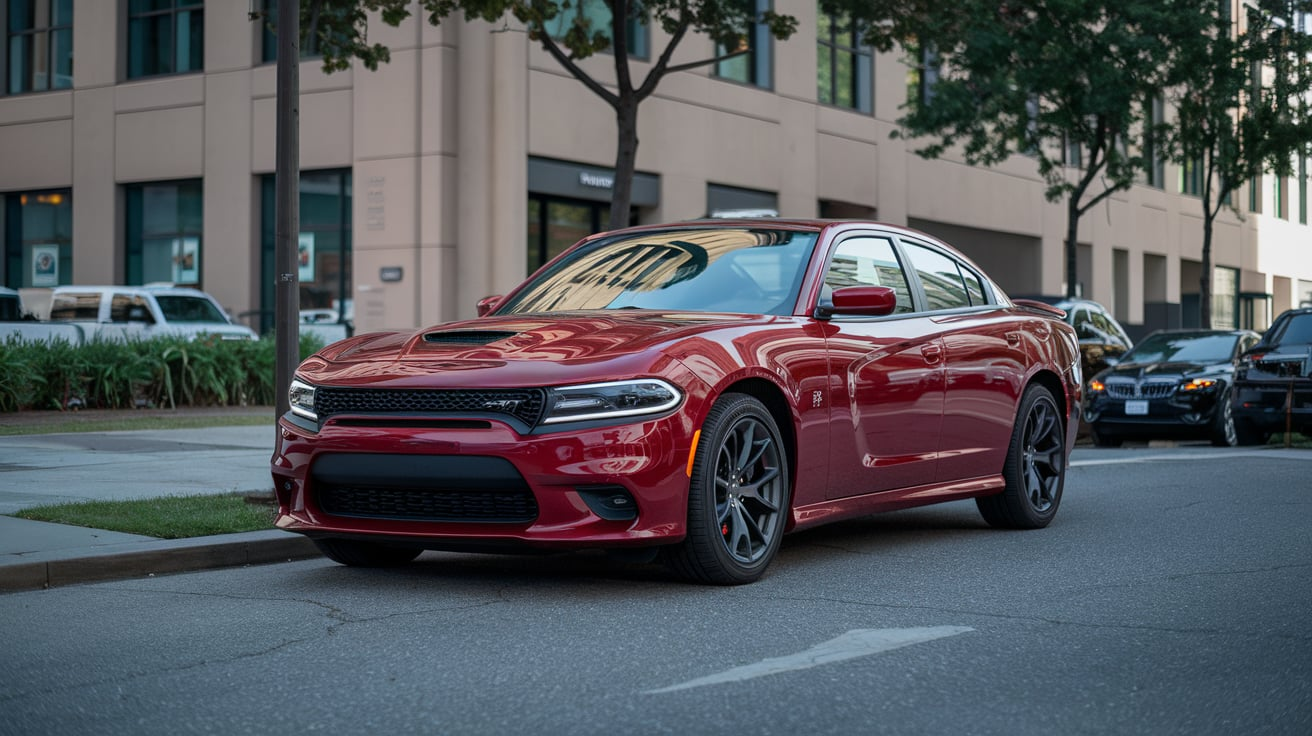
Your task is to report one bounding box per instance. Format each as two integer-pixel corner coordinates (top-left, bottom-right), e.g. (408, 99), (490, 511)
(13, 493), (276, 539)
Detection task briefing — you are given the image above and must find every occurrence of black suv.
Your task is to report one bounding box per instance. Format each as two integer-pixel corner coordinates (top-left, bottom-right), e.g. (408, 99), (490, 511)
(1232, 308), (1312, 444)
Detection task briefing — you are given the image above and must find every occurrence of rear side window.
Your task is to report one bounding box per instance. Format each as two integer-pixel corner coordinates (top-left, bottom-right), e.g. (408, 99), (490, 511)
(49, 294), (100, 321)
(901, 242), (971, 311)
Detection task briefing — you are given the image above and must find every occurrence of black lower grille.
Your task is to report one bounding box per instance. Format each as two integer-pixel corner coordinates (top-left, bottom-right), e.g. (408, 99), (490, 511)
(318, 485), (538, 523)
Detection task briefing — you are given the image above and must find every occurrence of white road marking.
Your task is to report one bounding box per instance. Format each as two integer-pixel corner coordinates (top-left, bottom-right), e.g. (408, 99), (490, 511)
(1070, 449), (1312, 468)
(644, 626), (974, 695)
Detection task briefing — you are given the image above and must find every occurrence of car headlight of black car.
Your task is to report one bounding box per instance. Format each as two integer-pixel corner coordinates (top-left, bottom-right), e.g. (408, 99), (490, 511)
(289, 378), (317, 421)
(1179, 378), (1218, 393)
(542, 379), (682, 425)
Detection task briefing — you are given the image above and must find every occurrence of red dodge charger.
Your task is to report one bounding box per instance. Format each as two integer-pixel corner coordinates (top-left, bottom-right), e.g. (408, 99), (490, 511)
(272, 220), (1081, 584)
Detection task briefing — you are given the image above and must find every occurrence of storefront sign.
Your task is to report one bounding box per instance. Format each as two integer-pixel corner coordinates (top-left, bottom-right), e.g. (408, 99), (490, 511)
(579, 172), (615, 190)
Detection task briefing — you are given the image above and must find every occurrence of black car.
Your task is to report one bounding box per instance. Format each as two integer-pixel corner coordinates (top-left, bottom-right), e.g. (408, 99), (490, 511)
(1021, 298), (1134, 380)
(1232, 308), (1312, 444)
(1085, 329), (1261, 447)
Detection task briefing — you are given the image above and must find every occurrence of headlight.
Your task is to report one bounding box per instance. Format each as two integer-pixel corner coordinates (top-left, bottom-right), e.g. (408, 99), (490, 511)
(1179, 378), (1217, 392)
(289, 378), (317, 421)
(1088, 379), (1105, 394)
(542, 379), (682, 425)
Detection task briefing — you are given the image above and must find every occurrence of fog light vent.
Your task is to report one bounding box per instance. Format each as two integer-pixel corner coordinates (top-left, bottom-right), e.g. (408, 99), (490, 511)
(576, 485), (639, 522)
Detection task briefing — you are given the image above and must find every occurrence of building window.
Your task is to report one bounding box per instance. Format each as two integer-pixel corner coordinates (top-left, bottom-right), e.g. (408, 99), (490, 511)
(526, 195), (637, 276)
(542, 0), (648, 60)
(707, 183), (777, 218)
(905, 42), (938, 107)
(127, 0), (203, 79)
(5, 0), (73, 94)
(4, 189), (72, 288)
(817, 9), (871, 113)
(1300, 156), (1308, 225)
(714, 0), (771, 88)
(1275, 175), (1286, 219)
(1144, 96), (1165, 188)
(125, 180), (203, 286)
(261, 170), (352, 335)
(1249, 175), (1261, 213)
(1180, 157), (1204, 197)
(1212, 266), (1238, 330)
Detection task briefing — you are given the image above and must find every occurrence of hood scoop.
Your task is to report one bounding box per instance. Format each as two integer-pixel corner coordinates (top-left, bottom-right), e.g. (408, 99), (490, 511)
(422, 330), (519, 345)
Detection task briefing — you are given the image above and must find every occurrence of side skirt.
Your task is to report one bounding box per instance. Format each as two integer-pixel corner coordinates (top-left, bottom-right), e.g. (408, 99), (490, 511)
(789, 475), (1006, 532)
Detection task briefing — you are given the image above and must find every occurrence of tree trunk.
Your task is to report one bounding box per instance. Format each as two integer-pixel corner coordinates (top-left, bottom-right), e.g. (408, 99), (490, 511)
(609, 97), (639, 231)
(1199, 211), (1214, 329)
(1065, 197), (1080, 298)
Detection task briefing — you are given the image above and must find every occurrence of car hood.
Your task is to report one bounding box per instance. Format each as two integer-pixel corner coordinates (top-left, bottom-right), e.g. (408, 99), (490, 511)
(303, 311), (783, 387)
(1098, 359), (1230, 381)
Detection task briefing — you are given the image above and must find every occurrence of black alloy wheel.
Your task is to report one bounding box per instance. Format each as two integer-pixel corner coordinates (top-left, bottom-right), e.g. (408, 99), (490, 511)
(977, 384), (1065, 529)
(665, 393), (790, 585)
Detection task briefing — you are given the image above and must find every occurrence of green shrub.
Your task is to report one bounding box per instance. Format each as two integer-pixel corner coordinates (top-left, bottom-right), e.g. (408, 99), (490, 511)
(0, 333), (326, 412)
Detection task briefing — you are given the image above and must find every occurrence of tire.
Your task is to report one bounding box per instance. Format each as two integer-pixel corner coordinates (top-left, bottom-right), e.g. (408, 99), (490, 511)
(664, 393), (791, 585)
(314, 538), (422, 567)
(1209, 389), (1238, 447)
(977, 384), (1065, 529)
(1089, 424), (1122, 448)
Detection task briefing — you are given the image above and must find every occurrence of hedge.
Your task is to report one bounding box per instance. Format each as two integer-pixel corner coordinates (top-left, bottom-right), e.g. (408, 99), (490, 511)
(0, 334), (323, 412)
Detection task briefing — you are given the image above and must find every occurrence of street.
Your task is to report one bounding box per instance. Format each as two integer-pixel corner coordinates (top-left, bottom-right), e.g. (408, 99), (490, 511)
(2, 446), (1310, 735)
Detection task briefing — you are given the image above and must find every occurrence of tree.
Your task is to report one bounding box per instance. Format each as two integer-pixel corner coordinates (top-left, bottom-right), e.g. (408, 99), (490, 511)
(1168, 0), (1312, 328)
(264, 0), (799, 231)
(844, 0), (1197, 298)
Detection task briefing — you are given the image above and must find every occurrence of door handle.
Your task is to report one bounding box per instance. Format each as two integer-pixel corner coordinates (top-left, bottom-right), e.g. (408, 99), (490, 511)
(921, 344), (943, 363)
(1006, 332), (1022, 346)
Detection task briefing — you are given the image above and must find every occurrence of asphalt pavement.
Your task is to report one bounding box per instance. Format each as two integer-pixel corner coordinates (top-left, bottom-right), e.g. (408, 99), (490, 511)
(0, 414), (318, 593)
(1, 411), (1306, 595)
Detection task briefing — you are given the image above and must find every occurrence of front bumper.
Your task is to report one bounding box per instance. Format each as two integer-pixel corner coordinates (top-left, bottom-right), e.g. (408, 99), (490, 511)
(271, 411), (696, 551)
(1084, 391), (1225, 438)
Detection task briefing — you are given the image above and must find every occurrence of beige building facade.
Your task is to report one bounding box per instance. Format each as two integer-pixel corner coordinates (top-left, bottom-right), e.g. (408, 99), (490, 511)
(2, 1), (1309, 337)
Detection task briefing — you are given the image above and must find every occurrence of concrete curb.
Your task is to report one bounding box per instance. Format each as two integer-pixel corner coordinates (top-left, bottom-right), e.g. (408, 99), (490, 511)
(0, 530), (321, 594)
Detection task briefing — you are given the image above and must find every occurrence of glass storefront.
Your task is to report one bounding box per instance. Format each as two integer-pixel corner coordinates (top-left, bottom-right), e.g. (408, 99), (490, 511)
(125, 179), (203, 286)
(4, 189), (72, 288)
(526, 196), (612, 276)
(261, 169), (352, 334)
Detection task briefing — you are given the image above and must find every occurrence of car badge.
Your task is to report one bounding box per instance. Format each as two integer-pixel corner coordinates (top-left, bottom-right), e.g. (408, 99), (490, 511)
(483, 399), (522, 412)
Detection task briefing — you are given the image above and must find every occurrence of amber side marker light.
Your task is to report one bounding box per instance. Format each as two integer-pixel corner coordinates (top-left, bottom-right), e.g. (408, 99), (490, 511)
(686, 429), (701, 477)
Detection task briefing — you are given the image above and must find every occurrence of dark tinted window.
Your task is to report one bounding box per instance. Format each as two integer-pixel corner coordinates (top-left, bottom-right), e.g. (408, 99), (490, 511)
(1121, 333), (1239, 364)
(824, 237), (913, 314)
(1269, 313), (1312, 346)
(902, 242), (970, 311)
(155, 295), (227, 323)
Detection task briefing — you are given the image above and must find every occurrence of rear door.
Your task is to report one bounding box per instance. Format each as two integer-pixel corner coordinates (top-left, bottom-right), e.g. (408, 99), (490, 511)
(821, 234), (946, 497)
(898, 238), (1027, 484)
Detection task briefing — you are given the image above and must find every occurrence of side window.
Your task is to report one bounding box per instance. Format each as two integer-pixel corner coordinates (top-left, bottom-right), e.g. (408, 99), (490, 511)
(49, 294), (100, 321)
(901, 242), (971, 311)
(1072, 308), (1095, 338)
(110, 294), (133, 322)
(824, 237), (914, 314)
(961, 267), (989, 306)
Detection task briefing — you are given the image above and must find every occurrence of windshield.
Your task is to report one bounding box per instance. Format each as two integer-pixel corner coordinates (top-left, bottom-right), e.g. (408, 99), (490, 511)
(496, 228), (818, 315)
(155, 296), (229, 323)
(1120, 333), (1238, 364)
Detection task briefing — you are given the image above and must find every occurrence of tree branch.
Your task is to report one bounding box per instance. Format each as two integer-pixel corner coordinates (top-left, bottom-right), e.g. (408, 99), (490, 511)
(662, 48), (749, 76)
(536, 26), (621, 109)
(636, 2), (692, 101)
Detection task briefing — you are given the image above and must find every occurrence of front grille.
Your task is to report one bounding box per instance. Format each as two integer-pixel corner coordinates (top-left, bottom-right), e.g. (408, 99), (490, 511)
(318, 485), (538, 523)
(315, 387), (546, 426)
(1105, 380), (1177, 400)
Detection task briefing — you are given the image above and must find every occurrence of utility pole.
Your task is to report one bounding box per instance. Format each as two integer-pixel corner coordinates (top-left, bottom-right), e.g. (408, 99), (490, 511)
(274, 0), (300, 419)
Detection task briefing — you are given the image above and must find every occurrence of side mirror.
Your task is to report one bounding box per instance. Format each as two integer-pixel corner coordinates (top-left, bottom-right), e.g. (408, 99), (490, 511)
(475, 295), (503, 317)
(817, 286), (897, 319)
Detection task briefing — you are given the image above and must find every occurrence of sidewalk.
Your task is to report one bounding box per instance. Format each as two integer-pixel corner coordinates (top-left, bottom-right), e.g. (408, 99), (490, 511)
(0, 409), (318, 593)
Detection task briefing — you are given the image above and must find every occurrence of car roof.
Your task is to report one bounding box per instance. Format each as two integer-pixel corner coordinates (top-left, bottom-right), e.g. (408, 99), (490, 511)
(52, 285), (211, 297)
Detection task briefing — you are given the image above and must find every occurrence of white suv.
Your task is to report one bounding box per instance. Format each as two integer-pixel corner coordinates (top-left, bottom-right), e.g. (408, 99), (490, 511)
(48, 285), (257, 341)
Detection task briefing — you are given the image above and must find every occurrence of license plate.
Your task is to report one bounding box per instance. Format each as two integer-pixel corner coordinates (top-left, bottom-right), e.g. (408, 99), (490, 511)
(1124, 400), (1149, 416)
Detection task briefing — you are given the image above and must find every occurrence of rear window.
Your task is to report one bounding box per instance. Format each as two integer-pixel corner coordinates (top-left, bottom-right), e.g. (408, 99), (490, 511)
(1268, 313), (1312, 347)
(155, 295), (228, 323)
(49, 294), (100, 321)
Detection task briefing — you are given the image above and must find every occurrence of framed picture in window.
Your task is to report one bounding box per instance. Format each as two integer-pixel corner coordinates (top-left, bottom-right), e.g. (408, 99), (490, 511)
(173, 237), (200, 284)
(32, 244), (60, 287)
(299, 233), (316, 282)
